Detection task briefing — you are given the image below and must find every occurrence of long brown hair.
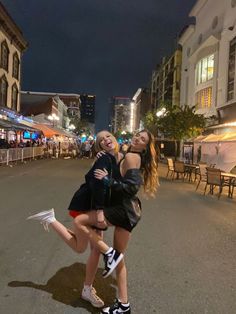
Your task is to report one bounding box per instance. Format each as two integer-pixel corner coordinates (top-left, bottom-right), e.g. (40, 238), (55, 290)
(139, 129), (159, 197)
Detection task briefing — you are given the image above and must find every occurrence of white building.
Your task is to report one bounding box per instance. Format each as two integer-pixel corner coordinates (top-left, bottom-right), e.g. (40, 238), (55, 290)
(179, 0), (236, 131)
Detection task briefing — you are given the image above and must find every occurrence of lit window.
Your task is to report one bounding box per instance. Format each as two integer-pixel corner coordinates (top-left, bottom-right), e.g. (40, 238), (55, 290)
(195, 54), (214, 85)
(195, 87), (212, 109)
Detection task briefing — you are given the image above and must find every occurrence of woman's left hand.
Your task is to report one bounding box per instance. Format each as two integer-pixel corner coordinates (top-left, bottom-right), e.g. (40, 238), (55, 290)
(94, 168), (108, 180)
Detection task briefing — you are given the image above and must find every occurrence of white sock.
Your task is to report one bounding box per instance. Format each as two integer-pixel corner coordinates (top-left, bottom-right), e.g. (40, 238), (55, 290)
(118, 299), (129, 306)
(105, 247), (113, 255)
(83, 284), (92, 290)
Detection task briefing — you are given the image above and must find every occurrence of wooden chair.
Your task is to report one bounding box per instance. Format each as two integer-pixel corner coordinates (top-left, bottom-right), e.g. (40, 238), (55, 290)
(166, 158), (174, 178)
(173, 161), (186, 181)
(204, 167), (229, 199)
(196, 163), (207, 190)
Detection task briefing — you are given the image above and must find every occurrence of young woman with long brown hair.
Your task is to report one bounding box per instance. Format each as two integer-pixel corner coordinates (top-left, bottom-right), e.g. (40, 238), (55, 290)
(27, 130), (158, 314)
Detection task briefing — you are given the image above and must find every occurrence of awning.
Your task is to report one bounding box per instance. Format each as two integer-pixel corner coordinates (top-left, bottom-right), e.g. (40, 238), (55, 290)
(31, 123), (63, 137)
(0, 118), (39, 132)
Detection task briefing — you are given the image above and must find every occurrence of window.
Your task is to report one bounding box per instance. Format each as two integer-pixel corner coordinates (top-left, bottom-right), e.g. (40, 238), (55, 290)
(196, 87), (212, 109)
(195, 54), (215, 85)
(227, 37), (236, 101)
(11, 84), (18, 110)
(12, 53), (20, 79)
(0, 75), (8, 106)
(0, 41), (9, 71)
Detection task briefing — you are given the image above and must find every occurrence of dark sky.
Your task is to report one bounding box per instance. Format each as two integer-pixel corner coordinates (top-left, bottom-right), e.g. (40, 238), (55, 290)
(2, 0), (196, 130)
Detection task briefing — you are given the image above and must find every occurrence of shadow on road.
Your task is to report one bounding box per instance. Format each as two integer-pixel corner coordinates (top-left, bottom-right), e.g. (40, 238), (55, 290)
(8, 262), (117, 313)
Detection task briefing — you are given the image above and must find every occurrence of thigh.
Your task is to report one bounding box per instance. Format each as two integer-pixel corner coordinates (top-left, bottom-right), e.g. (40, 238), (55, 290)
(113, 227), (131, 253)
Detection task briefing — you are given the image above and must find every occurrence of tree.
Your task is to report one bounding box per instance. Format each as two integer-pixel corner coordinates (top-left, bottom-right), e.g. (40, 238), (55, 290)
(144, 103), (207, 156)
(70, 118), (90, 135)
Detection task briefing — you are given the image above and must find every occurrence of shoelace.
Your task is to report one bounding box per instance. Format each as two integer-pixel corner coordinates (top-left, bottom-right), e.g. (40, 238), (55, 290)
(109, 299), (120, 310)
(41, 221), (49, 232)
(90, 288), (102, 302)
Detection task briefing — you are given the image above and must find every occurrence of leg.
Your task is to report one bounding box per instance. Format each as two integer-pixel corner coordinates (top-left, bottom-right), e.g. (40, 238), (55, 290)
(113, 227), (131, 304)
(74, 214), (110, 253)
(50, 219), (89, 253)
(81, 232), (105, 308)
(84, 232), (102, 286)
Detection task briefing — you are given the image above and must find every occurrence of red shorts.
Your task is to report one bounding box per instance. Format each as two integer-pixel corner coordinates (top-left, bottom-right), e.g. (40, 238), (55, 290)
(69, 210), (83, 218)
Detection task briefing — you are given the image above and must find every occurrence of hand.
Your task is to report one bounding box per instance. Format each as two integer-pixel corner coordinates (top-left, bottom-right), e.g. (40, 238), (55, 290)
(96, 220), (108, 230)
(94, 168), (108, 180)
(96, 151), (106, 159)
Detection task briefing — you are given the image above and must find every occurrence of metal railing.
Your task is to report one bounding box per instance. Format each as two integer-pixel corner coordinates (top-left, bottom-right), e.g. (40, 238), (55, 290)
(0, 147), (44, 166)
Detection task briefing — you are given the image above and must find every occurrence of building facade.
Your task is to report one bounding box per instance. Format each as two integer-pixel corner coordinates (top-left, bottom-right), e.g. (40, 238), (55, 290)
(110, 96), (132, 133)
(80, 94), (95, 123)
(179, 0), (236, 131)
(20, 91), (70, 128)
(0, 2), (27, 113)
(151, 48), (182, 111)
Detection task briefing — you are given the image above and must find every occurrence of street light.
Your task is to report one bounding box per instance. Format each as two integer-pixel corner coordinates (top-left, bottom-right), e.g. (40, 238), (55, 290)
(48, 113), (59, 127)
(156, 108), (166, 117)
(68, 124), (76, 131)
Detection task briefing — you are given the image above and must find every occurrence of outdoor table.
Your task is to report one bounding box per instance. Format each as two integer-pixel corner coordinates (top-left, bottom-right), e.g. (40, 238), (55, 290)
(184, 164), (199, 182)
(221, 172), (236, 198)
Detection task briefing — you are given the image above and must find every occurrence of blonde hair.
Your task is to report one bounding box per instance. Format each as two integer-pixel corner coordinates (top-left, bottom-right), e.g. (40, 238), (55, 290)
(95, 130), (119, 154)
(139, 130), (159, 197)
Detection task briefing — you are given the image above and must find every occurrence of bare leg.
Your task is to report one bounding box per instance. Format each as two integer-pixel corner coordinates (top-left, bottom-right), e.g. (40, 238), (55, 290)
(84, 231), (102, 286)
(113, 227), (131, 304)
(74, 214), (110, 253)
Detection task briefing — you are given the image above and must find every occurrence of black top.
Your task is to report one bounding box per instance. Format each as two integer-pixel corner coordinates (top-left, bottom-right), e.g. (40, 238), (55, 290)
(68, 153), (119, 211)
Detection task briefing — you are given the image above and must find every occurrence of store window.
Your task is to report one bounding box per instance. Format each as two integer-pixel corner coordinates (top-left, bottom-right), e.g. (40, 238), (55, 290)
(0, 75), (8, 106)
(11, 84), (18, 110)
(12, 53), (20, 79)
(0, 41), (9, 71)
(195, 55), (214, 85)
(227, 37), (236, 101)
(195, 87), (212, 109)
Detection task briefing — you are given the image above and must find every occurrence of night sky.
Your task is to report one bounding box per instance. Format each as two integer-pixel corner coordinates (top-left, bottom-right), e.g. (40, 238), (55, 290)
(2, 0), (196, 130)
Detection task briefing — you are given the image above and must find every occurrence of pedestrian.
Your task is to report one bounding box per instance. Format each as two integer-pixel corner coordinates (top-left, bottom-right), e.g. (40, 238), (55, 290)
(27, 130), (122, 308)
(75, 129), (159, 313)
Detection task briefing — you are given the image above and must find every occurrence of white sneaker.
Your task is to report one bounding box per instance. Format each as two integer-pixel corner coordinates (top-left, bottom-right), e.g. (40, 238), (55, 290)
(27, 208), (56, 232)
(81, 286), (104, 308)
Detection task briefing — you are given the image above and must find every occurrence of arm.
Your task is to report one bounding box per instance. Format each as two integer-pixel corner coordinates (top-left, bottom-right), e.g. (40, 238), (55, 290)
(95, 153), (142, 197)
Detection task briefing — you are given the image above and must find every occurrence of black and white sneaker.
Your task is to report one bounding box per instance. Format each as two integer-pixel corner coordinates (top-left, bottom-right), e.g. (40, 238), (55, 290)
(101, 299), (131, 313)
(102, 248), (124, 278)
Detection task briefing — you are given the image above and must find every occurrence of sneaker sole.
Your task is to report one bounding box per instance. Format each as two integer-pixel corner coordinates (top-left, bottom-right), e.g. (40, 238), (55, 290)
(103, 253), (124, 278)
(81, 295), (104, 308)
(27, 209), (54, 220)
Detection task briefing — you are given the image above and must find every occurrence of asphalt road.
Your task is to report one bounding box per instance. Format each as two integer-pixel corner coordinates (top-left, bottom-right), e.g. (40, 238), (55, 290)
(0, 158), (236, 314)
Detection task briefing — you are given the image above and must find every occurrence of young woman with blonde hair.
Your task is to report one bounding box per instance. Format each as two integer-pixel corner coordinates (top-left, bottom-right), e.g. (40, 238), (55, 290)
(28, 129), (159, 313)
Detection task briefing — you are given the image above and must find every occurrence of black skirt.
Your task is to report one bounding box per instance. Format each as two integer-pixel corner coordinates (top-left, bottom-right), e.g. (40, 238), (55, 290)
(68, 183), (92, 211)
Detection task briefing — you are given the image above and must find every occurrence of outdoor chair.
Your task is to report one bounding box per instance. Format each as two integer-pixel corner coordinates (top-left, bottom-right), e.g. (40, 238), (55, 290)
(196, 163), (207, 190)
(166, 158), (174, 178)
(204, 167), (229, 199)
(173, 161), (186, 181)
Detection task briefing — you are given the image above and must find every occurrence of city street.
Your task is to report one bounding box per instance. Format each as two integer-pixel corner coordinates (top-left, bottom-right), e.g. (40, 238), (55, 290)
(1, 159), (236, 314)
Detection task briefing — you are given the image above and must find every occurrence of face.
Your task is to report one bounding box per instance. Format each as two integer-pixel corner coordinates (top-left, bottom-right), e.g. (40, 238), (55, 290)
(97, 131), (116, 152)
(130, 131), (149, 152)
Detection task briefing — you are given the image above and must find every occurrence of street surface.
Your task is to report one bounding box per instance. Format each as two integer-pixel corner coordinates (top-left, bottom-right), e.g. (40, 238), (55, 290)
(0, 158), (236, 314)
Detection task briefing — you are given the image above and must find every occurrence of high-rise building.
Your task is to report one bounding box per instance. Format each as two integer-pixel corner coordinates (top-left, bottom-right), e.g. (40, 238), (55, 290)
(151, 48), (182, 111)
(109, 96), (132, 133)
(80, 94), (95, 123)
